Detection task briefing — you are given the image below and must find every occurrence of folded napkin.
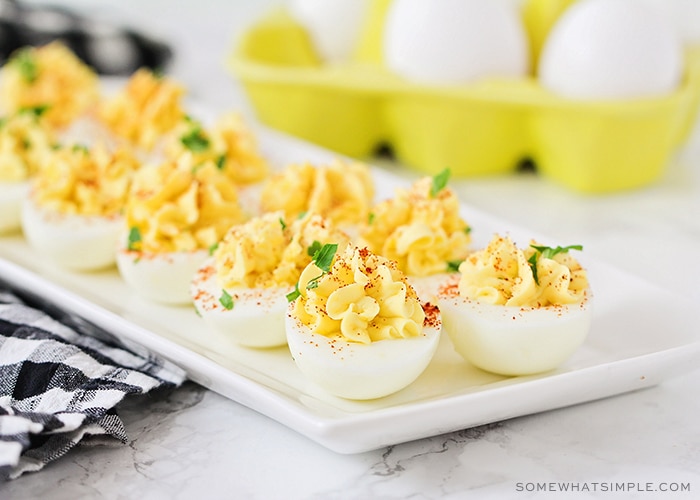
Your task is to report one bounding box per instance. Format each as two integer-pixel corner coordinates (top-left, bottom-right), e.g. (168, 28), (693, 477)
(0, 0), (172, 75)
(0, 287), (186, 481)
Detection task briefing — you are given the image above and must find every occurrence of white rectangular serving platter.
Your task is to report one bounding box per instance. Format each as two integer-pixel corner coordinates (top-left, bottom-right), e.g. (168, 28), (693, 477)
(1, 127), (699, 454)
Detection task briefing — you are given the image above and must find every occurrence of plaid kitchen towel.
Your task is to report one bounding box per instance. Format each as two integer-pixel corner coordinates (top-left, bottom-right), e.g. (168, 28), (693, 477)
(0, 288), (186, 481)
(0, 0), (172, 74)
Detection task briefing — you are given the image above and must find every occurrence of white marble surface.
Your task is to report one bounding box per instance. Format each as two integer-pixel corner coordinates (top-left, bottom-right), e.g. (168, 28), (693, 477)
(2, 1), (700, 498)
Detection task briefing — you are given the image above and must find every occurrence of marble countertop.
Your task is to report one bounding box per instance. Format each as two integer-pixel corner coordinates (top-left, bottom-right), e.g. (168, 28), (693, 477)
(3, 1), (699, 498)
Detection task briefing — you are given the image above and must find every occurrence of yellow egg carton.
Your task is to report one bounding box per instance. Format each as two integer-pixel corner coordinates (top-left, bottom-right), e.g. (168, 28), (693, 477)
(228, 0), (700, 194)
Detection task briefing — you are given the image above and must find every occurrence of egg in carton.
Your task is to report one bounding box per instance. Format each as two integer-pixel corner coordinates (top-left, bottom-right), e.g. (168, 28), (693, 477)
(229, 0), (700, 194)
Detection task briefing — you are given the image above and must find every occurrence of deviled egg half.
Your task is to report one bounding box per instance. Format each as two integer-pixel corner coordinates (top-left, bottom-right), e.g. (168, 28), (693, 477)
(437, 234), (592, 376)
(116, 153), (247, 305)
(286, 243), (441, 400)
(21, 143), (140, 270)
(358, 168), (472, 300)
(191, 211), (350, 348)
(0, 110), (55, 234)
(0, 41), (99, 131)
(260, 159), (375, 235)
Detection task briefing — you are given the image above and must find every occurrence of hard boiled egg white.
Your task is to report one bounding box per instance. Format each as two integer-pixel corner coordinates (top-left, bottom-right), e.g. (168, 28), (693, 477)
(21, 194), (122, 270)
(191, 257), (288, 348)
(383, 0), (529, 84)
(285, 302), (441, 400)
(116, 242), (208, 305)
(0, 181), (29, 234)
(438, 278), (592, 376)
(539, 0), (684, 99)
(289, 0), (369, 63)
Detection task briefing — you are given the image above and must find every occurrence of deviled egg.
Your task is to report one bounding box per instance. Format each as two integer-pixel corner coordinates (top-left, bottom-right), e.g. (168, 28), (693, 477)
(260, 159), (374, 232)
(0, 110), (55, 234)
(116, 154), (247, 305)
(437, 234), (592, 376)
(358, 169), (471, 299)
(286, 243), (441, 400)
(0, 42), (99, 130)
(97, 68), (186, 154)
(21, 143), (140, 270)
(191, 211), (350, 348)
(164, 112), (269, 186)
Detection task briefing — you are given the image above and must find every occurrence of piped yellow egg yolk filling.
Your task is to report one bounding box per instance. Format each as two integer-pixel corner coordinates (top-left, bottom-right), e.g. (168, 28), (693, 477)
(0, 42), (99, 130)
(32, 144), (140, 216)
(458, 234), (589, 307)
(0, 111), (55, 182)
(359, 175), (471, 277)
(260, 160), (374, 226)
(98, 68), (185, 151)
(165, 113), (268, 185)
(214, 211), (350, 289)
(125, 155), (246, 253)
(291, 245), (425, 344)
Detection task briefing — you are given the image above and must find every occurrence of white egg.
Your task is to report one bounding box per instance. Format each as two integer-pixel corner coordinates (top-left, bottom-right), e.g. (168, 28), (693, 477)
(639, 0), (700, 45)
(289, 0), (369, 63)
(539, 0), (684, 99)
(191, 257), (289, 348)
(116, 245), (208, 305)
(438, 282), (592, 376)
(285, 303), (441, 400)
(0, 181), (29, 234)
(383, 0), (529, 84)
(21, 195), (122, 271)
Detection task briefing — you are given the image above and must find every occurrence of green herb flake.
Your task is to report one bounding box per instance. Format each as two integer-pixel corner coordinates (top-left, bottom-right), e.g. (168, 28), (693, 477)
(219, 290), (234, 310)
(215, 154), (226, 170)
(446, 260), (463, 273)
(18, 104), (49, 117)
(14, 49), (38, 83)
(127, 226), (142, 251)
(286, 284), (301, 303)
(180, 128), (210, 152)
(306, 240), (322, 257)
(368, 212), (375, 225)
(528, 244), (583, 285)
(430, 168), (451, 197)
(312, 243), (338, 273)
(464, 225), (472, 234)
(208, 242), (219, 256)
(279, 218), (287, 230)
(72, 144), (89, 154)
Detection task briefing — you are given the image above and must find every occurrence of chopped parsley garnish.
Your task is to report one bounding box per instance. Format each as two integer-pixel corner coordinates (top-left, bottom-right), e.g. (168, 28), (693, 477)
(219, 290), (234, 310)
(527, 244), (583, 285)
(127, 226), (142, 251)
(307, 240), (322, 257)
(72, 144), (89, 154)
(215, 154), (226, 170)
(297, 211), (307, 220)
(14, 49), (38, 83)
(287, 242), (338, 302)
(311, 243), (337, 273)
(19, 104), (49, 117)
(464, 225), (472, 234)
(446, 260), (463, 273)
(180, 127), (210, 152)
(368, 212), (375, 225)
(285, 284), (301, 303)
(279, 218), (287, 230)
(208, 242), (219, 255)
(430, 168), (451, 197)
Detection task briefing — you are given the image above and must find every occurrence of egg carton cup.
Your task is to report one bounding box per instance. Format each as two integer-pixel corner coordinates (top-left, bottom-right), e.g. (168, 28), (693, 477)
(228, 5), (700, 194)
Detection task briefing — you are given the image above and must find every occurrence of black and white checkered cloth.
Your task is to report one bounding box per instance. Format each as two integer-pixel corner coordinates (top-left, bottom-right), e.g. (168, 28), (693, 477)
(0, 287), (186, 481)
(0, 0), (172, 75)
